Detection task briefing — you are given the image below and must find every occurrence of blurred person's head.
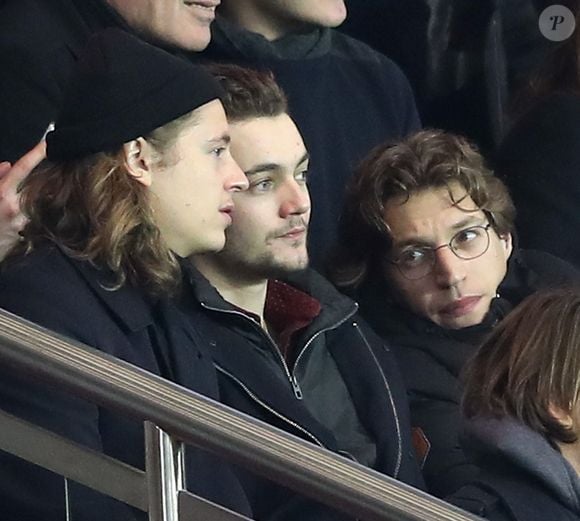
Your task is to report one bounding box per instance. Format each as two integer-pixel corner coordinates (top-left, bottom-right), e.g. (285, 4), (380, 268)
(193, 64), (310, 284)
(106, 0), (220, 51)
(218, 0), (347, 41)
(331, 129), (515, 329)
(463, 288), (580, 454)
(15, 30), (247, 296)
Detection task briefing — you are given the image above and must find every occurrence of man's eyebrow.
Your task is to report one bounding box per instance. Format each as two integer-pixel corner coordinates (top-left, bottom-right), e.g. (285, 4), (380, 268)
(245, 151), (310, 177)
(393, 215), (487, 249)
(207, 133), (231, 146)
(245, 162), (279, 177)
(392, 237), (433, 249)
(296, 151), (310, 167)
(449, 214), (487, 231)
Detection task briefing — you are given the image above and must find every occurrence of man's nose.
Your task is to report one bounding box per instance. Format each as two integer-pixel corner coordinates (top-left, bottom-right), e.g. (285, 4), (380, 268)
(225, 155), (248, 192)
(279, 180), (310, 218)
(433, 246), (466, 288)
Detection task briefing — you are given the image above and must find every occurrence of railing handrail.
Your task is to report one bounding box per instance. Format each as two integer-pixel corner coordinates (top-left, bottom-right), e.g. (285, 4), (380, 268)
(0, 308), (478, 521)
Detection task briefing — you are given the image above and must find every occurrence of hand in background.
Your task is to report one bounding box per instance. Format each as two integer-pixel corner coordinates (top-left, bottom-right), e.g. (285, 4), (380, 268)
(0, 140), (46, 261)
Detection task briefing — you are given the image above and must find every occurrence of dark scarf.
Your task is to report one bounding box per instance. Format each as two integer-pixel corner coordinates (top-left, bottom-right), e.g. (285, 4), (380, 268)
(206, 15), (331, 61)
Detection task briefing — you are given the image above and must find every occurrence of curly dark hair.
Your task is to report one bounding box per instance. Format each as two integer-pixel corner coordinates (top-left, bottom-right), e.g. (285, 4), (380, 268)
(329, 129), (515, 289)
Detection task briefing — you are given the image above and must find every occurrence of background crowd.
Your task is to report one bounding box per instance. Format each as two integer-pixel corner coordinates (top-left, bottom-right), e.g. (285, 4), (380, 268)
(1, 1), (580, 520)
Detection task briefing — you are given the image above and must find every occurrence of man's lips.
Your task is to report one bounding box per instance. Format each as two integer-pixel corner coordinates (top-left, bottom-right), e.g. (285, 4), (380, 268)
(439, 296), (482, 318)
(183, 0), (220, 8)
(183, 0), (220, 17)
(219, 203), (234, 225)
(277, 227), (306, 240)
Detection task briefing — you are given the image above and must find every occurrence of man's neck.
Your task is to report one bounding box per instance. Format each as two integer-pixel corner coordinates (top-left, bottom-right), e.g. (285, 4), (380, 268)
(219, 3), (304, 41)
(193, 256), (268, 322)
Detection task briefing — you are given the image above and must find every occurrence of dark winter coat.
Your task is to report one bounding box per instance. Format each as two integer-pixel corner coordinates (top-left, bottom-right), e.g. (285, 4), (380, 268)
(0, 0), (132, 163)
(0, 244), (252, 521)
(495, 92), (580, 268)
(340, 0), (549, 151)
(182, 266), (424, 520)
(448, 417), (580, 521)
(354, 249), (580, 498)
(201, 18), (421, 267)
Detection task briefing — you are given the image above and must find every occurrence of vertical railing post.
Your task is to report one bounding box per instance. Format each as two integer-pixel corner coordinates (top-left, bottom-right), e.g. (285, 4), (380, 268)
(145, 421), (186, 521)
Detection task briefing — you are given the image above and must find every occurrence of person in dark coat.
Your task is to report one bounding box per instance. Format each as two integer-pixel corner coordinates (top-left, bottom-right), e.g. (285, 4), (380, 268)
(0, 29), (250, 521)
(329, 129), (580, 498)
(340, 0), (549, 152)
(494, 1), (580, 268)
(0, 0), (221, 259)
(0, 0), (219, 163)
(200, 0), (420, 267)
(448, 288), (580, 520)
(182, 64), (424, 521)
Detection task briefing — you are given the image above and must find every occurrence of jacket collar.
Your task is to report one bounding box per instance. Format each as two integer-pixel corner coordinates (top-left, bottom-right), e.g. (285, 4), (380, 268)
(61, 245), (156, 332)
(64, 0), (131, 60)
(464, 416), (580, 513)
(183, 265), (339, 446)
(72, 0), (130, 33)
(185, 264), (357, 332)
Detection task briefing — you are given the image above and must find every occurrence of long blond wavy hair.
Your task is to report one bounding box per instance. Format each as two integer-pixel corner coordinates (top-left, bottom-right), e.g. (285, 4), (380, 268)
(12, 110), (198, 297)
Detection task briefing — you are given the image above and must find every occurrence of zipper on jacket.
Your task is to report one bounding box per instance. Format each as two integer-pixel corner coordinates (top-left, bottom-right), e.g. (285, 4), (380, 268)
(215, 364), (324, 447)
(352, 321), (403, 479)
(291, 306), (357, 385)
(200, 302), (304, 399)
(290, 374), (303, 399)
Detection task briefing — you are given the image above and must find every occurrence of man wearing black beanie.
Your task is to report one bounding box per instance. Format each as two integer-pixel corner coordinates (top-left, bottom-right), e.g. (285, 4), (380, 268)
(0, 0), (221, 260)
(0, 28), (250, 521)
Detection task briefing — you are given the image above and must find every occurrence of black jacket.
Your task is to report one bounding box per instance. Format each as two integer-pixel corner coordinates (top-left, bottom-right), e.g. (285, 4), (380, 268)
(0, 244), (252, 521)
(354, 249), (580, 498)
(449, 417), (580, 521)
(0, 0), (131, 162)
(495, 92), (580, 268)
(183, 266), (423, 520)
(202, 18), (420, 267)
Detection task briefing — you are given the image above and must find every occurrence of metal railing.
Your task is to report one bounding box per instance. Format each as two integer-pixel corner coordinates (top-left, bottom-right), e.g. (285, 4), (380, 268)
(0, 308), (479, 521)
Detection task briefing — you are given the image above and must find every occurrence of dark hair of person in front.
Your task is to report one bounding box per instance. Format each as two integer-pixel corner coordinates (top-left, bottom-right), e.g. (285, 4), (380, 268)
(329, 129), (515, 290)
(206, 63), (288, 123)
(9, 111), (197, 297)
(462, 287), (580, 444)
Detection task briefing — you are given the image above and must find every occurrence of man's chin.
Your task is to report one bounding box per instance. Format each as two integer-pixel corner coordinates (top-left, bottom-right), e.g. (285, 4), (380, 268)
(438, 310), (486, 330)
(262, 255), (309, 278)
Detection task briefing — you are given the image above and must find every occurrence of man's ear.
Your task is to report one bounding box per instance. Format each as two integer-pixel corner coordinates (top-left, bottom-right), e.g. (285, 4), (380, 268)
(123, 137), (153, 187)
(549, 403), (574, 429)
(501, 232), (514, 259)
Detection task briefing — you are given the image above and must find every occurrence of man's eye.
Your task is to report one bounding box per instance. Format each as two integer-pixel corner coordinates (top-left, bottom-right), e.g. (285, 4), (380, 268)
(454, 228), (480, 244)
(251, 179), (274, 191)
(296, 169), (309, 183)
(399, 249), (428, 266)
(212, 146), (226, 157)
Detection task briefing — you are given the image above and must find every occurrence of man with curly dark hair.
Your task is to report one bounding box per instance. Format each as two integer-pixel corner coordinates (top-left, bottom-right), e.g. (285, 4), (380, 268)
(330, 129), (579, 499)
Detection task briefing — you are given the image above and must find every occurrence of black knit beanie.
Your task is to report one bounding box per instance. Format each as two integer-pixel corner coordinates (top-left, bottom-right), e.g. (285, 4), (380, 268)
(47, 28), (224, 161)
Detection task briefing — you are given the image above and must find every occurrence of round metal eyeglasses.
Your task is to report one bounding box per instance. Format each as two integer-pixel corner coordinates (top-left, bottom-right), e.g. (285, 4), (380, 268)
(389, 224), (492, 280)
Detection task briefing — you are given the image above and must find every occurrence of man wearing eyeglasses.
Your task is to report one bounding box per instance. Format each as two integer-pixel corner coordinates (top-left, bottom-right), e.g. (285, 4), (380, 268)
(329, 129), (580, 500)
